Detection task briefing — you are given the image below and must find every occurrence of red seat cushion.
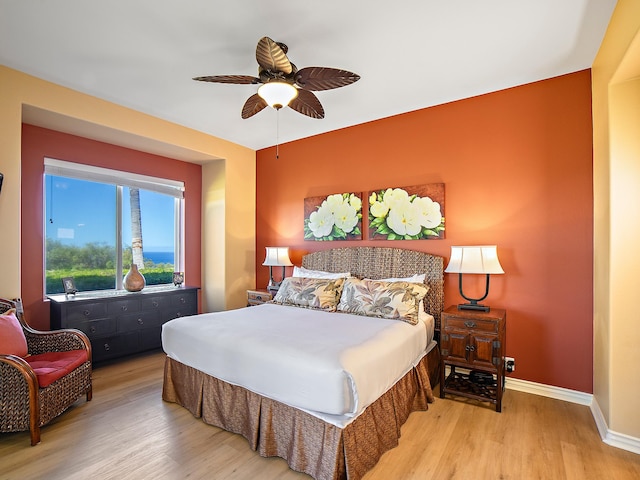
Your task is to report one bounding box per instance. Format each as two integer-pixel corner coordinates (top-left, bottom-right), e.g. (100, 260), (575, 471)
(0, 309), (28, 357)
(25, 350), (89, 388)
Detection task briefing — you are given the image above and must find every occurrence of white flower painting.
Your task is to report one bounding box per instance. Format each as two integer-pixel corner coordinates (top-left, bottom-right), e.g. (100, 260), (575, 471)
(304, 193), (363, 241)
(368, 183), (445, 240)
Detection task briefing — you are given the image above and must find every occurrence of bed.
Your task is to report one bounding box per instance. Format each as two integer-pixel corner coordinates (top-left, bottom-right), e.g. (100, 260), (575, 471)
(162, 246), (444, 480)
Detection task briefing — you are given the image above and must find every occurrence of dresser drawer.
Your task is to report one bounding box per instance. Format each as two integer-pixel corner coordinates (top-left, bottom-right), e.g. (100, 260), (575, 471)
(76, 317), (117, 338)
(141, 295), (168, 310)
(444, 316), (498, 334)
(108, 298), (140, 315)
(66, 302), (108, 323)
(164, 305), (196, 321)
(118, 310), (162, 332)
(163, 292), (197, 320)
(91, 333), (138, 362)
(170, 292), (196, 308)
(138, 325), (163, 351)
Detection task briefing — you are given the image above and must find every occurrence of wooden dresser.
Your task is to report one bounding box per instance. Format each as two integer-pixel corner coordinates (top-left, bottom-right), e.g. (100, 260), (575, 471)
(48, 286), (199, 362)
(440, 305), (507, 412)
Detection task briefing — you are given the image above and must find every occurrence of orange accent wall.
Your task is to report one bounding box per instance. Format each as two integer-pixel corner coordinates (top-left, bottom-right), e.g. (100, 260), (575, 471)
(21, 124), (202, 330)
(256, 70), (594, 393)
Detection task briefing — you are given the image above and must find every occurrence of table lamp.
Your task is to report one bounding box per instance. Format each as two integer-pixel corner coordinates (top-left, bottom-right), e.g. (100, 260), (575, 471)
(445, 245), (504, 312)
(262, 246), (293, 293)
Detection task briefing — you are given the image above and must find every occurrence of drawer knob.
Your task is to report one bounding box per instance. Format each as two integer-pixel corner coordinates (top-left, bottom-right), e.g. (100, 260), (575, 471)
(179, 297), (186, 304)
(465, 345), (476, 352)
(121, 305), (128, 311)
(464, 321), (476, 328)
(152, 301), (159, 307)
(104, 343), (110, 351)
(83, 310), (90, 316)
(90, 326), (96, 333)
(137, 318), (144, 325)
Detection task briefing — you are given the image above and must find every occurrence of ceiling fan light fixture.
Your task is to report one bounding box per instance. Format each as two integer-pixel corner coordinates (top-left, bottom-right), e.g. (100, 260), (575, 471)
(194, 37), (359, 119)
(258, 82), (298, 109)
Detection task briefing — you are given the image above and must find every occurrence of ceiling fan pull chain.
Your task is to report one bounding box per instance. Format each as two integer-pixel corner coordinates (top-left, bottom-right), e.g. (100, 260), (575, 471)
(276, 109), (280, 159)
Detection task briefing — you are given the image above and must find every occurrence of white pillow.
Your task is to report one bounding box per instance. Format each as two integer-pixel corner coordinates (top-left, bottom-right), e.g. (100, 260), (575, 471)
(378, 273), (426, 283)
(293, 266), (351, 279)
(417, 300), (429, 324)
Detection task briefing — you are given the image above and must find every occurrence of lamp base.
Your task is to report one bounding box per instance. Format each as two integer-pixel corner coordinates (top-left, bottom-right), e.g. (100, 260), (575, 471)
(268, 285), (280, 296)
(458, 303), (490, 312)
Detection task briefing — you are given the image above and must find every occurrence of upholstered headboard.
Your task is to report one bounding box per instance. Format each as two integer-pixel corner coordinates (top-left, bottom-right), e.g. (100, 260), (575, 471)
(302, 247), (444, 328)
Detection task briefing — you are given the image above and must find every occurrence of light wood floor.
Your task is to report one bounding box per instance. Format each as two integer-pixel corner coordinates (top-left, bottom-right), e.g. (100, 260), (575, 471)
(1, 351), (639, 480)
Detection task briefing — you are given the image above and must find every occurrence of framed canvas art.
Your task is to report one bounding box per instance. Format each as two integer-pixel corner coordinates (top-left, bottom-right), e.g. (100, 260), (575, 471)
(304, 192), (363, 241)
(368, 183), (445, 240)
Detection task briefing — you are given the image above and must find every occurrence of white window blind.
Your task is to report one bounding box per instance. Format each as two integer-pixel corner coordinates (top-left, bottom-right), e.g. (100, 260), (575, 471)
(44, 158), (185, 198)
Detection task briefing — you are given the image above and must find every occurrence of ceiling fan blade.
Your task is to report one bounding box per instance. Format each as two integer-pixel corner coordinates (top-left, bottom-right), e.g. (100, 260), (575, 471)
(294, 67), (360, 91)
(193, 75), (261, 84)
(288, 89), (325, 119)
(256, 37), (292, 75)
(241, 94), (268, 119)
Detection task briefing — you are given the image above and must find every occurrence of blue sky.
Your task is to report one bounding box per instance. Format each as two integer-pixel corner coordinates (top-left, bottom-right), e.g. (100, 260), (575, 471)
(46, 176), (175, 252)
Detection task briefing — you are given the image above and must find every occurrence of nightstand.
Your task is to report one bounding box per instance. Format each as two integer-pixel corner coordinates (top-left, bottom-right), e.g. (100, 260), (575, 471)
(439, 305), (507, 412)
(247, 289), (272, 306)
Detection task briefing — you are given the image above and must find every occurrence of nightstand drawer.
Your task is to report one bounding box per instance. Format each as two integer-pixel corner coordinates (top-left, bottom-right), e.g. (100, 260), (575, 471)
(247, 289), (272, 306)
(444, 317), (498, 333)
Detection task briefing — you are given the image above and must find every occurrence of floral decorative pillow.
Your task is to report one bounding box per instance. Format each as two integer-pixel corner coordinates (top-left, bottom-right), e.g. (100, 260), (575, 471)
(337, 278), (429, 325)
(376, 274), (429, 323)
(272, 277), (345, 311)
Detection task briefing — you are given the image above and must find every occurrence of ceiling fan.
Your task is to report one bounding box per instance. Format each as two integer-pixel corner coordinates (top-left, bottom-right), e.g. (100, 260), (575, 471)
(193, 36), (360, 119)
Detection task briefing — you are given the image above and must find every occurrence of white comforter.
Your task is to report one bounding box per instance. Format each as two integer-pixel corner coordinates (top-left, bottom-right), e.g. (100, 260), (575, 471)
(162, 303), (433, 421)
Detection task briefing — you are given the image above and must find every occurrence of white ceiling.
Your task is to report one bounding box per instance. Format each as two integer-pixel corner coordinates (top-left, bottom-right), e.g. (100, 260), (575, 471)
(0, 0), (616, 152)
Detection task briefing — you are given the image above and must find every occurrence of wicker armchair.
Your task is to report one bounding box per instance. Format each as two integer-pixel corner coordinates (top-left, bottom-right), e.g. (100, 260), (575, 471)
(0, 298), (92, 445)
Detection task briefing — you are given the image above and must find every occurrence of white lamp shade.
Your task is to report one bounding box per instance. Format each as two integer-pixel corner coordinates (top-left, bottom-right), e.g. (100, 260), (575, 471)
(445, 246), (504, 274)
(262, 247), (294, 267)
(258, 82), (299, 109)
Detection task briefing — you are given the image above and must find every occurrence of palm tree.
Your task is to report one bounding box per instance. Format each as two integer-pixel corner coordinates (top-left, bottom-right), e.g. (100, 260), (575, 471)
(129, 188), (144, 269)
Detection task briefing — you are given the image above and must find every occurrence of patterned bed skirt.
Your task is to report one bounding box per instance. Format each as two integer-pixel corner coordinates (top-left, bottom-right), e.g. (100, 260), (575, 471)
(162, 346), (438, 480)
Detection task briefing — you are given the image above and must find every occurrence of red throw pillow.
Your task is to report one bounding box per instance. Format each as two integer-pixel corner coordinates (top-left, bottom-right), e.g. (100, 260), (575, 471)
(0, 309), (28, 357)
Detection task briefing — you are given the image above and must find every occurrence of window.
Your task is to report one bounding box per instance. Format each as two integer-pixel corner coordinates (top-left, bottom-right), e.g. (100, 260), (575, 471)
(44, 159), (184, 295)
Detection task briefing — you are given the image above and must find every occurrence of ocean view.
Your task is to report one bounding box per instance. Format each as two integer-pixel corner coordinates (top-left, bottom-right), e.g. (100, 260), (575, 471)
(144, 251), (174, 265)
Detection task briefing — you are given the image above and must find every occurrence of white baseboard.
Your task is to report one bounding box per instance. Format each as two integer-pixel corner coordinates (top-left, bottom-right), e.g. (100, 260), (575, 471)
(505, 377), (640, 455)
(589, 397), (640, 455)
(505, 377), (592, 405)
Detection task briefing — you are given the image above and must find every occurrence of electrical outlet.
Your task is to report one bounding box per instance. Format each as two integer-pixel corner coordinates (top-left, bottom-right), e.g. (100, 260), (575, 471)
(505, 356), (515, 373)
